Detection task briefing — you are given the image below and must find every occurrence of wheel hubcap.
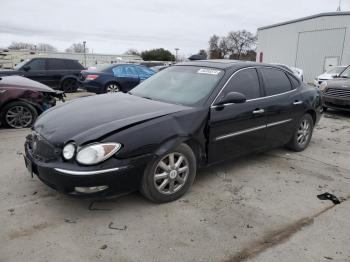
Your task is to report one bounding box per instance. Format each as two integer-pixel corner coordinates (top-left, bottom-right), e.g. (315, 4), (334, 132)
(153, 152), (189, 195)
(107, 84), (119, 93)
(297, 119), (311, 145)
(5, 106), (33, 128)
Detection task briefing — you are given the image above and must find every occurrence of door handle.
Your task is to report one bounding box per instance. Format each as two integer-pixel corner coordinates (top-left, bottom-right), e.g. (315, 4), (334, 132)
(293, 101), (303, 105)
(253, 109), (265, 114)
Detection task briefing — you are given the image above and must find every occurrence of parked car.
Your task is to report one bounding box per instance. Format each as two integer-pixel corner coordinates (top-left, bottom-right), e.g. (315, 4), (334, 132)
(24, 60), (322, 203)
(0, 75), (64, 128)
(272, 63), (304, 81)
(0, 57), (84, 92)
(320, 66), (350, 112)
(79, 64), (155, 93)
(314, 66), (347, 88)
(150, 65), (169, 72)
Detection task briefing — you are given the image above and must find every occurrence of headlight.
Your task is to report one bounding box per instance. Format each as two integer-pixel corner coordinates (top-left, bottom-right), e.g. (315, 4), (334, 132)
(320, 81), (327, 91)
(63, 143), (76, 160)
(76, 143), (121, 165)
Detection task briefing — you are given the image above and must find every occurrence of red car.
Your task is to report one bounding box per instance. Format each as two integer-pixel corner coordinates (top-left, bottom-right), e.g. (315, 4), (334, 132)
(0, 75), (64, 128)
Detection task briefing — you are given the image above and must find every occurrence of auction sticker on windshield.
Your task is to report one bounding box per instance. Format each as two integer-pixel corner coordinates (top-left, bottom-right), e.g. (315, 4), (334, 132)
(197, 68), (221, 75)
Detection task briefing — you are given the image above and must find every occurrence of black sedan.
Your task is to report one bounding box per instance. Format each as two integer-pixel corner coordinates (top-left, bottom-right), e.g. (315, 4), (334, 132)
(24, 60), (322, 203)
(79, 64), (155, 94)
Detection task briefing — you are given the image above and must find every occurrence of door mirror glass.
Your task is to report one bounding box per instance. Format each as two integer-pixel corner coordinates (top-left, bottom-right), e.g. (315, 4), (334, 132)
(216, 92), (246, 105)
(22, 65), (31, 71)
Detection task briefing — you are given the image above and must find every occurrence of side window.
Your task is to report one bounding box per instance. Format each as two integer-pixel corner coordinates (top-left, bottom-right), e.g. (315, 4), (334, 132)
(112, 66), (124, 76)
(222, 68), (261, 100)
(47, 59), (66, 70)
(260, 68), (292, 96)
(27, 59), (45, 70)
(65, 60), (84, 70)
(124, 66), (137, 76)
(288, 75), (300, 89)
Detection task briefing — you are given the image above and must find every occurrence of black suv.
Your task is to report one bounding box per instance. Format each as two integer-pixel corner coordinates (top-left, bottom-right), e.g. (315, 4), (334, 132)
(0, 57), (84, 92)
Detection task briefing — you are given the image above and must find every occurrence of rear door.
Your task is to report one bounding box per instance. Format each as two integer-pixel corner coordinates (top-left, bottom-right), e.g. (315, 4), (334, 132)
(113, 65), (140, 91)
(258, 67), (304, 147)
(208, 68), (267, 163)
(46, 59), (68, 88)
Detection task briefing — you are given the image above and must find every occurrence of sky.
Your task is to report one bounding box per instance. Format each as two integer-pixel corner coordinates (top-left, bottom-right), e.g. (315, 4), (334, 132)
(0, 0), (349, 57)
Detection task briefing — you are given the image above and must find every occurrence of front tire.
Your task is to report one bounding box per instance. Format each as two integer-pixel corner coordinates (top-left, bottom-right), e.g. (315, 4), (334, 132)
(286, 114), (314, 152)
(140, 143), (197, 203)
(1, 101), (38, 128)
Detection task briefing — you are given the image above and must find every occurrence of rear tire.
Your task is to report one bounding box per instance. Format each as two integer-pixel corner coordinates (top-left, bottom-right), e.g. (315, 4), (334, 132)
(286, 114), (314, 152)
(1, 101), (38, 128)
(140, 143), (197, 203)
(61, 78), (78, 93)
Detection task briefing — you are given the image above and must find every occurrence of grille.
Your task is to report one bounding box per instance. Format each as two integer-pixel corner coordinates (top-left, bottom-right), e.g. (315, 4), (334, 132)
(324, 88), (350, 98)
(29, 133), (60, 162)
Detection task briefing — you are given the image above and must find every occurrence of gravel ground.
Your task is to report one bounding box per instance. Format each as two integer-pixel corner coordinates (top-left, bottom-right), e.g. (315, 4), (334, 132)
(0, 92), (350, 262)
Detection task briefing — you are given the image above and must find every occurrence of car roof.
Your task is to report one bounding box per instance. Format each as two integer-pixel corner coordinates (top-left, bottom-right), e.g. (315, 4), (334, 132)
(175, 60), (279, 70)
(31, 57), (77, 61)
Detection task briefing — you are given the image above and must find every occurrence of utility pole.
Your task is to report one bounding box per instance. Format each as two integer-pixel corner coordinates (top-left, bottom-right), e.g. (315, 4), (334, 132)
(337, 0), (342, 11)
(175, 48), (180, 63)
(83, 41), (87, 67)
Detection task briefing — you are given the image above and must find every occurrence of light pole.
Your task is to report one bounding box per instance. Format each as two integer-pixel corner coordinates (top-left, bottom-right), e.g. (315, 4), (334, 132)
(337, 0), (342, 11)
(83, 41), (87, 67)
(175, 48), (179, 63)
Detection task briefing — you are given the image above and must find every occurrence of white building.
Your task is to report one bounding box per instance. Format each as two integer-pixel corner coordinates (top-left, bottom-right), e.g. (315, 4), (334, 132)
(256, 12), (350, 82)
(0, 49), (142, 69)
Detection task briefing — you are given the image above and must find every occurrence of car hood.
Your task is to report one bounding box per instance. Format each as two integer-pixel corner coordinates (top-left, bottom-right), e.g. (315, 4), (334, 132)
(0, 69), (20, 76)
(0, 75), (56, 93)
(326, 78), (350, 89)
(34, 93), (191, 146)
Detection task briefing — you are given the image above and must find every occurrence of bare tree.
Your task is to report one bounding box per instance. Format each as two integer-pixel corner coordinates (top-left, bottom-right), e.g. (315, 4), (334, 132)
(36, 43), (57, 52)
(65, 43), (88, 53)
(124, 49), (140, 56)
(8, 41), (35, 50)
(219, 37), (230, 58)
(208, 35), (222, 59)
(227, 30), (257, 60)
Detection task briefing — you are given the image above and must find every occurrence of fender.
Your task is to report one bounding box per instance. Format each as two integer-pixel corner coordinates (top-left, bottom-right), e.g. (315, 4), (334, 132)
(153, 135), (206, 166)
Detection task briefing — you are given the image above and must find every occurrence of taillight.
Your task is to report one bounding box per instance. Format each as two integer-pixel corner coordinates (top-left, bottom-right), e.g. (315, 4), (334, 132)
(85, 74), (99, 81)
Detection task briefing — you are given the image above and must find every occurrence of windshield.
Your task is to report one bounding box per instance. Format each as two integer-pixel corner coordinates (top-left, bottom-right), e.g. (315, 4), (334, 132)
(130, 66), (224, 106)
(14, 59), (29, 70)
(339, 66), (350, 78)
(328, 66), (346, 75)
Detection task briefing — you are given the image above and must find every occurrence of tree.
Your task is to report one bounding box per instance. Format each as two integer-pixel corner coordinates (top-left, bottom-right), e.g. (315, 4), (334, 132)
(227, 30), (257, 60)
(36, 43), (57, 52)
(141, 48), (175, 61)
(8, 41), (35, 50)
(125, 49), (140, 56)
(208, 35), (222, 59)
(219, 37), (230, 58)
(65, 43), (88, 53)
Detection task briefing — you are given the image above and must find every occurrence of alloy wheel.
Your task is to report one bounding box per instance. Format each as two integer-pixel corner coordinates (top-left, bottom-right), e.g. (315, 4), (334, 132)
(153, 152), (189, 195)
(297, 119), (311, 146)
(107, 84), (120, 93)
(5, 106), (33, 128)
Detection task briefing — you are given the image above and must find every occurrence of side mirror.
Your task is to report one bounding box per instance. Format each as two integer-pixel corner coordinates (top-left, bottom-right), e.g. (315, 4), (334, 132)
(216, 92), (246, 106)
(22, 65), (31, 71)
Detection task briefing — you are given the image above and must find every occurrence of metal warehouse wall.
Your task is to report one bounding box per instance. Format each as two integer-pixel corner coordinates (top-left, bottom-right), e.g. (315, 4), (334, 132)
(257, 13), (350, 82)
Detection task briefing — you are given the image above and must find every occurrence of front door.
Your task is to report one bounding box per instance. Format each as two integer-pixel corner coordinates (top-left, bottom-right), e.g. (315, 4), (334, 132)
(208, 68), (267, 163)
(21, 59), (48, 85)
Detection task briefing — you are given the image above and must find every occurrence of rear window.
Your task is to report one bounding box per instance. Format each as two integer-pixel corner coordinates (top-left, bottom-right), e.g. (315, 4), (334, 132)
(260, 68), (292, 96)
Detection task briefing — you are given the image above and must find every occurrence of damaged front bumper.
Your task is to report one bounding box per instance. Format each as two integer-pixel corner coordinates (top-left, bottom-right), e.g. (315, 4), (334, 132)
(24, 135), (152, 197)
